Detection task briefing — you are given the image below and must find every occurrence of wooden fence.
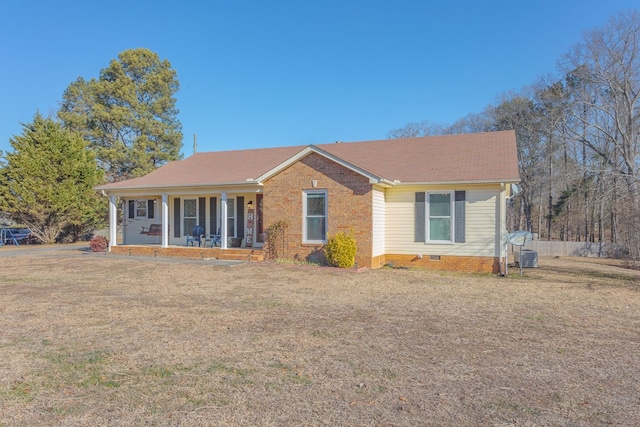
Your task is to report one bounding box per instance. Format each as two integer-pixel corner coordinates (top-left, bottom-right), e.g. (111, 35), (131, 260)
(510, 240), (623, 258)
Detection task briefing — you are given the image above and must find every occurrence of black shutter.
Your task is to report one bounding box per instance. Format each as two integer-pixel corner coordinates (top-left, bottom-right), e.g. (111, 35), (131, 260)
(198, 197), (206, 228)
(148, 200), (155, 219)
(128, 200), (134, 219)
(415, 192), (425, 242)
(173, 197), (181, 238)
(455, 191), (466, 243)
(237, 196), (245, 238)
(210, 197), (217, 234)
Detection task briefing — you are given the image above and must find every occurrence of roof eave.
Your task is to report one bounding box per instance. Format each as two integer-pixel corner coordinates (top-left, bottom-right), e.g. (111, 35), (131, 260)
(370, 178), (395, 188)
(96, 180), (262, 193)
(395, 178), (521, 186)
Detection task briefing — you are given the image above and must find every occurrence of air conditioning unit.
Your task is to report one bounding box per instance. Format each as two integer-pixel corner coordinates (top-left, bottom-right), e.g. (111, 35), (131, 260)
(515, 249), (538, 268)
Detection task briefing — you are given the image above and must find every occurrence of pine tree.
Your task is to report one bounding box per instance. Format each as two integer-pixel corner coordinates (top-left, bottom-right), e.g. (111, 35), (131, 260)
(59, 48), (183, 181)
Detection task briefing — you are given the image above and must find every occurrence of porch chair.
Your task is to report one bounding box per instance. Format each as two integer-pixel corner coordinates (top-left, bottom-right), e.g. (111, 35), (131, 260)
(205, 228), (221, 248)
(186, 225), (205, 247)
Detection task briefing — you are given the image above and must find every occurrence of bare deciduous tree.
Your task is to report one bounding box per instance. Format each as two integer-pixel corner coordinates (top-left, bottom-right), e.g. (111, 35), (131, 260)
(560, 11), (640, 258)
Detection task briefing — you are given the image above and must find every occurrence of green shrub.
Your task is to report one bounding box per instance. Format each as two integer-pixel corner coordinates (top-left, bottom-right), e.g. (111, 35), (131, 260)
(324, 231), (357, 268)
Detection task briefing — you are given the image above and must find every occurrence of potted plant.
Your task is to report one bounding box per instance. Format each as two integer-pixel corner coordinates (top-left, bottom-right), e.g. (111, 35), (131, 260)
(229, 237), (243, 247)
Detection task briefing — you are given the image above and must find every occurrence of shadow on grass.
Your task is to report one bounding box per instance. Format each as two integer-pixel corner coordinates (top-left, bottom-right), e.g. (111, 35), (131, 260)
(530, 264), (640, 292)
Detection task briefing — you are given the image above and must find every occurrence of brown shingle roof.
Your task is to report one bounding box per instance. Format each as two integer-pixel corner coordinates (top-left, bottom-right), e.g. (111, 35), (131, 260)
(316, 130), (519, 183)
(97, 130), (519, 190)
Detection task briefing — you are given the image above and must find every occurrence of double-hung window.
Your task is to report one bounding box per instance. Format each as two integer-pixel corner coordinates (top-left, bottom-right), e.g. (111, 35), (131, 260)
(183, 199), (197, 236)
(415, 191), (466, 244)
(135, 200), (147, 218)
(128, 199), (154, 219)
(428, 192), (453, 242)
(226, 198), (235, 237)
(303, 190), (327, 243)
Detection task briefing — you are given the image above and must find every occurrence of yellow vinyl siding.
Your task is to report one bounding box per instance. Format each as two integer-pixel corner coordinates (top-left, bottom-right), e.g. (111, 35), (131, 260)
(372, 187), (385, 256)
(385, 186), (499, 257)
(465, 189), (500, 256)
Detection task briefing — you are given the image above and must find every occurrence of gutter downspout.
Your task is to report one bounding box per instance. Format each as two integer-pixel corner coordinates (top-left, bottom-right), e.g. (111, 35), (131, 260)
(499, 183), (507, 276)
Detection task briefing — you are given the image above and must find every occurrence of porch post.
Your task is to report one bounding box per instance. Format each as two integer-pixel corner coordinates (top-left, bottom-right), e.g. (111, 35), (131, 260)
(161, 194), (169, 248)
(220, 192), (228, 249)
(109, 195), (118, 250)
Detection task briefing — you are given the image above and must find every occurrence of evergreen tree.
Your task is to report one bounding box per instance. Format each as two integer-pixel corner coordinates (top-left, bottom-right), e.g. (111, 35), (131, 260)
(0, 114), (105, 243)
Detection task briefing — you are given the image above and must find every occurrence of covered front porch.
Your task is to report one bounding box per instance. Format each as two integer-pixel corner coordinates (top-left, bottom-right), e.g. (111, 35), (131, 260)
(106, 187), (265, 253)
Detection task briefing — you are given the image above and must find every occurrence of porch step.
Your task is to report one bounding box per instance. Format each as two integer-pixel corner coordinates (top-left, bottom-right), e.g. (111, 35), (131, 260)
(213, 249), (264, 262)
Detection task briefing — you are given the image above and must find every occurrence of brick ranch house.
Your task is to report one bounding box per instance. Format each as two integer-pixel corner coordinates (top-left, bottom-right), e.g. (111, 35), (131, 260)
(96, 130), (520, 273)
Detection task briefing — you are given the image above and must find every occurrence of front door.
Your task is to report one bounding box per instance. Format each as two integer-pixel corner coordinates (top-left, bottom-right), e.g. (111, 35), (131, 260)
(256, 194), (264, 242)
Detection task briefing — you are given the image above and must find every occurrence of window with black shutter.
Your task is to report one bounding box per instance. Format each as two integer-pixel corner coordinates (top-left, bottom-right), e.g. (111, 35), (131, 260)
(414, 191), (465, 243)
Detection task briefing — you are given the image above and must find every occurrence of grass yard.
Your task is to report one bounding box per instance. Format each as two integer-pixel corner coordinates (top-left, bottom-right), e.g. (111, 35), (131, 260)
(1, 249), (639, 426)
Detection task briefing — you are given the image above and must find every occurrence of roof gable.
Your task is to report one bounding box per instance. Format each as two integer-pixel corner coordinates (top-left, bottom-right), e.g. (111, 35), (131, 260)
(254, 145), (391, 185)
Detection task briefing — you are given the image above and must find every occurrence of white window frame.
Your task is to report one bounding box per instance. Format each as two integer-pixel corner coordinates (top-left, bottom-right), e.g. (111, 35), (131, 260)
(183, 198), (198, 237)
(134, 199), (147, 218)
(226, 198), (236, 237)
(303, 190), (327, 244)
(426, 191), (454, 243)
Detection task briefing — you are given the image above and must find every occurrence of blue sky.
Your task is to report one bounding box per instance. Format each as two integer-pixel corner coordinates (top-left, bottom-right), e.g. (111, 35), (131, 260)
(1, 0), (637, 156)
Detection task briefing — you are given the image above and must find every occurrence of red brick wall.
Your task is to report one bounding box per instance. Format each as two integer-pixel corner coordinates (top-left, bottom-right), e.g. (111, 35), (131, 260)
(383, 254), (500, 274)
(263, 153), (373, 268)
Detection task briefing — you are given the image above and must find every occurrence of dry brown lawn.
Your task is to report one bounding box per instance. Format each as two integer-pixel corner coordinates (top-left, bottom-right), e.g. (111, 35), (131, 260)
(1, 247), (639, 426)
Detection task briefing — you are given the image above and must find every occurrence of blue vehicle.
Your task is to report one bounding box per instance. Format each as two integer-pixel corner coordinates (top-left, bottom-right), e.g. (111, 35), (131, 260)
(0, 226), (32, 246)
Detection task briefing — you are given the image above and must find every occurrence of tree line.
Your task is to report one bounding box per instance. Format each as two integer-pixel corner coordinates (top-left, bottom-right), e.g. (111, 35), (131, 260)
(0, 48), (182, 243)
(389, 11), (640, 260)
